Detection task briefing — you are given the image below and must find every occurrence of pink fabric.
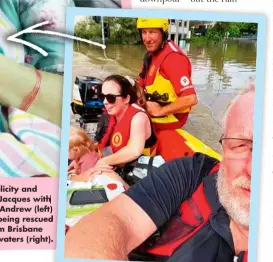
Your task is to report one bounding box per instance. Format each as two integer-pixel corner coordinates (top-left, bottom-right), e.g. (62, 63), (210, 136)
(121, 0), (132, 8)
(74, 151), (99, 173)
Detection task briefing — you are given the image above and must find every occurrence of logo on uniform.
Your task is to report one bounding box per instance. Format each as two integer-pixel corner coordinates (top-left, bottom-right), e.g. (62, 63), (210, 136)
(180, 76), (190, 86)
(112, 132), (122, 147)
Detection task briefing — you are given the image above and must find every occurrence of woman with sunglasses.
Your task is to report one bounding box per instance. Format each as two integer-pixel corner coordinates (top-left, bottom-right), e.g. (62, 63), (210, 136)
(94, 75), (157, 168)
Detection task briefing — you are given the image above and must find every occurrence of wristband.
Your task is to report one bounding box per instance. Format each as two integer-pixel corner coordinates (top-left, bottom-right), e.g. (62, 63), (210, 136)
(20, 69), (41, 111)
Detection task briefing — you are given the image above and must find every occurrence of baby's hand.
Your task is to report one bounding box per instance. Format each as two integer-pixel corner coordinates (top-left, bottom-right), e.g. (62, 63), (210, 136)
(68, 160), (76, 171)
(78, 165), (114, 182)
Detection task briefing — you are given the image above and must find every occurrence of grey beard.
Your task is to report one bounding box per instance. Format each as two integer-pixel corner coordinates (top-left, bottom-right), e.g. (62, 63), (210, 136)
(216, 166), (250, 228)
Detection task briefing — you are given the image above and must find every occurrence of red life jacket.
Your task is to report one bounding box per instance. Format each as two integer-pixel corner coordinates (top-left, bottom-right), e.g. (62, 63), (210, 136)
(129, 162), (248, 262)
(98, 104), (157, 157)
(141, 40), (191, 87)
(138, 40), (193, 131)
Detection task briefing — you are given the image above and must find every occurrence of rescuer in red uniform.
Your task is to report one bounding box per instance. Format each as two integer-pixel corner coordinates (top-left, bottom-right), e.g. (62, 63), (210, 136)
(136, 18), (198, 161)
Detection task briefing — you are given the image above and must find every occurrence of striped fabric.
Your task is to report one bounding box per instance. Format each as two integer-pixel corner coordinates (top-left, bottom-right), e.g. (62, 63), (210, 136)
(0, 108), (61, 177)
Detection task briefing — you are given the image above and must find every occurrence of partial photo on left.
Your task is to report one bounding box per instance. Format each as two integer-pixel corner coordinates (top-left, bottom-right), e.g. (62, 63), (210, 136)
(0, 0), (76, 177)
(0, 0), (122, 177)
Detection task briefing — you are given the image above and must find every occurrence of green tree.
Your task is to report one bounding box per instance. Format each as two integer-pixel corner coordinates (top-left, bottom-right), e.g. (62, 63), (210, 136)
(74, 17), (140, 45)
(206, 22), (257, 42)
(105, 17), (140, 44)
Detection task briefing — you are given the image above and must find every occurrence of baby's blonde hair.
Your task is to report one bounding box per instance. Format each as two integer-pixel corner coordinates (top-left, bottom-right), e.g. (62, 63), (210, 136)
(69, 126), (95, 157)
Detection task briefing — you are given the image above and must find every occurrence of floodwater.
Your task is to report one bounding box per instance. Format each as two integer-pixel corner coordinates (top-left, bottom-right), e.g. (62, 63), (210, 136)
(71, 39), (256, 154)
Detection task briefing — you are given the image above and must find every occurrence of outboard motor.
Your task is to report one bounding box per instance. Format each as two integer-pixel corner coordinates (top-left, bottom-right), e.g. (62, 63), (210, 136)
(71, 76), (104, 136)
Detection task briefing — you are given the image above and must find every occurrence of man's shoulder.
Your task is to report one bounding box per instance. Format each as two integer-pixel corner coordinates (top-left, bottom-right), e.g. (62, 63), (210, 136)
(165, 40), (181, 52)
(163, 50), (190, 63)
(160, 153), (220, 180)
(164, 152), (219, 166)
(160, 49), (191, 72)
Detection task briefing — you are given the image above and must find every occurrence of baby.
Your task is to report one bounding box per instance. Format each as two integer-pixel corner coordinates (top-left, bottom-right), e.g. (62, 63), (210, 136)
(68, 126), (99, 175)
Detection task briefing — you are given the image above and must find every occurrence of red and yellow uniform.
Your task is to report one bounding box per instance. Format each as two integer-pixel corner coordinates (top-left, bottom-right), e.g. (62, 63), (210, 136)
(98, 104), (157, 158)
(135, 18), (220, 162)
(138, 40), (196, 131)
(137, 40), (197, 161)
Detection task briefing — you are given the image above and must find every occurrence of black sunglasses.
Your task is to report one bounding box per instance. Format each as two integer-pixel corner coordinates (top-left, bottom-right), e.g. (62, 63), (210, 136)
(98, 93), (123, 104)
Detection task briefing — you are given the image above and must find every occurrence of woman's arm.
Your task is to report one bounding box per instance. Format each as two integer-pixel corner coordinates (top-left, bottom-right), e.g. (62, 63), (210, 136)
(97, 112), (151, 166)
(0, 54), (63, 126)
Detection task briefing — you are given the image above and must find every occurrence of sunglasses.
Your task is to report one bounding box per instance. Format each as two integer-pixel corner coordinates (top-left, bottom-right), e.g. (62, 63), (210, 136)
(98, 93), (123, 104)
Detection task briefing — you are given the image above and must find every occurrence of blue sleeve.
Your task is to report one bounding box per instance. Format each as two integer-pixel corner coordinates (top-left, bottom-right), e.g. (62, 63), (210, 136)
(124, 153), (219, 228)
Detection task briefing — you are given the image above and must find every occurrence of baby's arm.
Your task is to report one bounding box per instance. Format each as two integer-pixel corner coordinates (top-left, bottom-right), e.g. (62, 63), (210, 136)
(68, 160), (76, 172)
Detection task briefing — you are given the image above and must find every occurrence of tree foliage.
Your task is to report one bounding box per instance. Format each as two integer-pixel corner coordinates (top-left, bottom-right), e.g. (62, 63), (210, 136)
(206, 22), (257, 42)
(74, 17), (140, 44)
(74, 17), (258, 45)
